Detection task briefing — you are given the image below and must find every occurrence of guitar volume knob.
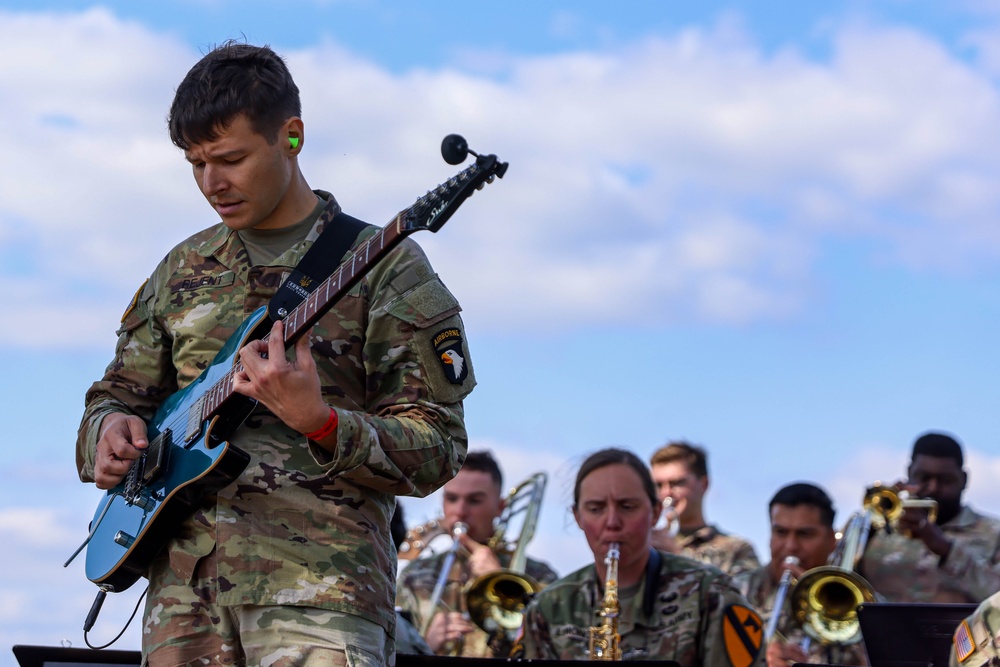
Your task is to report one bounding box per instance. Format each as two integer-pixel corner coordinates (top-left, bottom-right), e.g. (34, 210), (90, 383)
(114, 531), (136, 548)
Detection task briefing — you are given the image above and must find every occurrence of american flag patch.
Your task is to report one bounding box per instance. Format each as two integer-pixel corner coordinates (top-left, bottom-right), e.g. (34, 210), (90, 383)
(954, 620), (975, 662)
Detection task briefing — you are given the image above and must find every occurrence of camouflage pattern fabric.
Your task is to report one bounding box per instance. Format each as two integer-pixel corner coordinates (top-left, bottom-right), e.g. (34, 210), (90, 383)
(950, 590), (1000, 667)
(860, 505), (1000, 603)
(76, 191), (475, 653)
(143, 549), (391, 666)
(395, 549), (558, 657)
(676, 524), (761, 577)
(519, 550), (764, 665)
(734, 564), (869, 666)
(395, 610), (432, 656)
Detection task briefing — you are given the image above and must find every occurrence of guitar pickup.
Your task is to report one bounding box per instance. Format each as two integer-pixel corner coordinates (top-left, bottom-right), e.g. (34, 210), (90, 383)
(140, 428), (170, 484)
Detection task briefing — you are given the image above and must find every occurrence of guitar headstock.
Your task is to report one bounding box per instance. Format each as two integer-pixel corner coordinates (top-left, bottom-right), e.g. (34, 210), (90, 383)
(404, 135), (508, 234)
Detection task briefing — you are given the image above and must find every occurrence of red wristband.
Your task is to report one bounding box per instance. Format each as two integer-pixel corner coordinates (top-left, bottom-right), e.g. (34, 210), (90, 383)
(303, 407), (338, 440)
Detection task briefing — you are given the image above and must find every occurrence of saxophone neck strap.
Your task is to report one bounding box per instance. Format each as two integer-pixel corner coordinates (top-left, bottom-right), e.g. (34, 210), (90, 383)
(643, 548), (662, 616)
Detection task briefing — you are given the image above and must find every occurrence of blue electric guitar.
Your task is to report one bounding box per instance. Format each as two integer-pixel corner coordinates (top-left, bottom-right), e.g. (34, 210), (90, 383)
(69, 138), (507, 593)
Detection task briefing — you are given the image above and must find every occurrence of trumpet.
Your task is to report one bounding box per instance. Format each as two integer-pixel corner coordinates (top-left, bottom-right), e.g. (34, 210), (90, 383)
(655, 497), (680, 538)
(864, 481), (938, 536)
(398, 517), (448, 560)
(588, 542), (622, 661)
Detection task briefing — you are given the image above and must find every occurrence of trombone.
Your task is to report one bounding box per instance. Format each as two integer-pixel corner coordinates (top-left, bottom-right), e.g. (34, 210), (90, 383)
(788, 510), (876, 645)
(399, 472), (548, 653)
(466, 472), (547, 653)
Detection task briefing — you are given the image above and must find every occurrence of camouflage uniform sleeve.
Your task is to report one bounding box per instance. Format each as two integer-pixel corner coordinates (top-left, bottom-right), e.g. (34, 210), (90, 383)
(939, 536), (1000, 603)
(526, 557), (560, 586)
(950, 592), (1000, 667)
(305, 238), (475, 497)
(76, 263), (176, 483)
(729, 540), (762, 578)
(519, 596), (560, 660)
(699, 573), (766, 667)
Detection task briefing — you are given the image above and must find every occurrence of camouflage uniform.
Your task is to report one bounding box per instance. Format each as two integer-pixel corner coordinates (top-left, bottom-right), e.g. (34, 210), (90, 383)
(520, 551), (764, 665)
(396, 550), (558, 657)
(950, 590), (1000, 667)
(395, 610), (432, 656)
(734, 564), (869, 665)
(76, 192), (474, 665)
(860, 505), (1000, 603)
(677, 524), (760, 577)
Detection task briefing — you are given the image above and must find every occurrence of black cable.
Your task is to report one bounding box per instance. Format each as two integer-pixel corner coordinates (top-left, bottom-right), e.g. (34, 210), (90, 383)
(83, 586), (148, 650)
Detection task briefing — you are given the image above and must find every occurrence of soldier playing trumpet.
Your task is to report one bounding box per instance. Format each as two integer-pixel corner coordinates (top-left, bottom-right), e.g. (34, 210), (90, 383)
(650, 441), (760, 577)
(859, 432), (1000, 603)
(395, 450), (557, 657)
(519, 448), (762, 666)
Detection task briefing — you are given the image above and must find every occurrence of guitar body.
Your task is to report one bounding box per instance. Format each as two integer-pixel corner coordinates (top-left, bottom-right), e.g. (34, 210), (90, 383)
(84, 308), (268, 591)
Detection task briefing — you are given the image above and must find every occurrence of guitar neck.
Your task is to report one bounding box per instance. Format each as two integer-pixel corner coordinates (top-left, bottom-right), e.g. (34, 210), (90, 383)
(199, 213), (412, 422)
(279, 215), (409, 345)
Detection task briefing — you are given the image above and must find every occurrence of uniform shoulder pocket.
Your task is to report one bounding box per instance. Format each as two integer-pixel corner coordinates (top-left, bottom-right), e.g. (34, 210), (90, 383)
(383, 276), (461, 329)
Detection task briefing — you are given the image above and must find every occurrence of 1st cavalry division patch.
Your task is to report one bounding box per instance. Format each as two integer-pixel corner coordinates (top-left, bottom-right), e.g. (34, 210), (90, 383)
(723, 604), (763, 667)
(433, 327), (469, 385)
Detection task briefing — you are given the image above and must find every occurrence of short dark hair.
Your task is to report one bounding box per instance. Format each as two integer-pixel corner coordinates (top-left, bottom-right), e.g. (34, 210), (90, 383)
(168, 40), (301, 150)
(769, 482), (836, 528)
(573, 448), (658, 511)
(462, 450), (503, 490)
(650, 440), (708, 478)
(390, 503), (407, 551)
(911, 431), (964, 467)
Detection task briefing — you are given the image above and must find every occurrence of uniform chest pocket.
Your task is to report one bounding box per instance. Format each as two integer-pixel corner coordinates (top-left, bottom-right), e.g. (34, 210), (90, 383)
(162, 271), (242, 375)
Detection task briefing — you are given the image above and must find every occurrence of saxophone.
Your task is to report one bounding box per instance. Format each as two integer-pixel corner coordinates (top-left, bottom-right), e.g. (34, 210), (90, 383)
(588, 542), (623, 660)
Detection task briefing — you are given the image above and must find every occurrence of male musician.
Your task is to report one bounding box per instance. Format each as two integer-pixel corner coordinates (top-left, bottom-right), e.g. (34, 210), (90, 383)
(75, 42), (474, 666)
(734, 483), (869, 667)
(859, 432), (1000, 603)
(650, 441), (760, 576)
(949, 590), (1000, 667)
(395, 450), (558, 657)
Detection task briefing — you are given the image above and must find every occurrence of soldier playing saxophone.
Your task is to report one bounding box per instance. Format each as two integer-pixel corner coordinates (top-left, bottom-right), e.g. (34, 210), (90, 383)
(519, 448), (763, 665)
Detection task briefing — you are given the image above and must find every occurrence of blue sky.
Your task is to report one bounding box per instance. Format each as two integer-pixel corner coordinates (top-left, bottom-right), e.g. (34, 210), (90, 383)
(2, 1), (1000, 662)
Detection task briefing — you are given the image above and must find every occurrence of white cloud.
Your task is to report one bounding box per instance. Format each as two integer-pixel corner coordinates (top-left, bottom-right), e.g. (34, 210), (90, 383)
(3, 10), (1000, 347)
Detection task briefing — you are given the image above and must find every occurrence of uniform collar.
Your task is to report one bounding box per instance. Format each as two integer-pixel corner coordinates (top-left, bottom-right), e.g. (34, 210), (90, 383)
(195, 190), (342, 262)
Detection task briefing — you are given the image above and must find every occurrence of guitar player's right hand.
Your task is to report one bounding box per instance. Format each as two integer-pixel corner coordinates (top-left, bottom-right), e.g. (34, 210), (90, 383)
(94, 413), (148, 489)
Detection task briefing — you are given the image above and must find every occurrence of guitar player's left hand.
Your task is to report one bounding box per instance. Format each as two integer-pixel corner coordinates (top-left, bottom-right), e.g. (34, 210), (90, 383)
(234, 319), (332, 437)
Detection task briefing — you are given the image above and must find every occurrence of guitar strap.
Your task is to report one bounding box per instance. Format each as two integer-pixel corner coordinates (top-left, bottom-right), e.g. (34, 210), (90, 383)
(267, 211), (373, 321)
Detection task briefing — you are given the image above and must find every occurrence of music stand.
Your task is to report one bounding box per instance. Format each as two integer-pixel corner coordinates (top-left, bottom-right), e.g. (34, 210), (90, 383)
(857, 602), (978, 667)
(397, 655), (681, 666)
(11, 644), (141, 667)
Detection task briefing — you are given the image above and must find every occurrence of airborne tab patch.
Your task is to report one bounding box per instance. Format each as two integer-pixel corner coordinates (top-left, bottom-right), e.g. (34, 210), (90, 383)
(433, 327), (468, 385)
(723, 604), (763, 667)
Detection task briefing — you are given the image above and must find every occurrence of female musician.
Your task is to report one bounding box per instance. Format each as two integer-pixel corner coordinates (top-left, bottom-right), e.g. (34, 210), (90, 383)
(518, 448), (763, 665)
